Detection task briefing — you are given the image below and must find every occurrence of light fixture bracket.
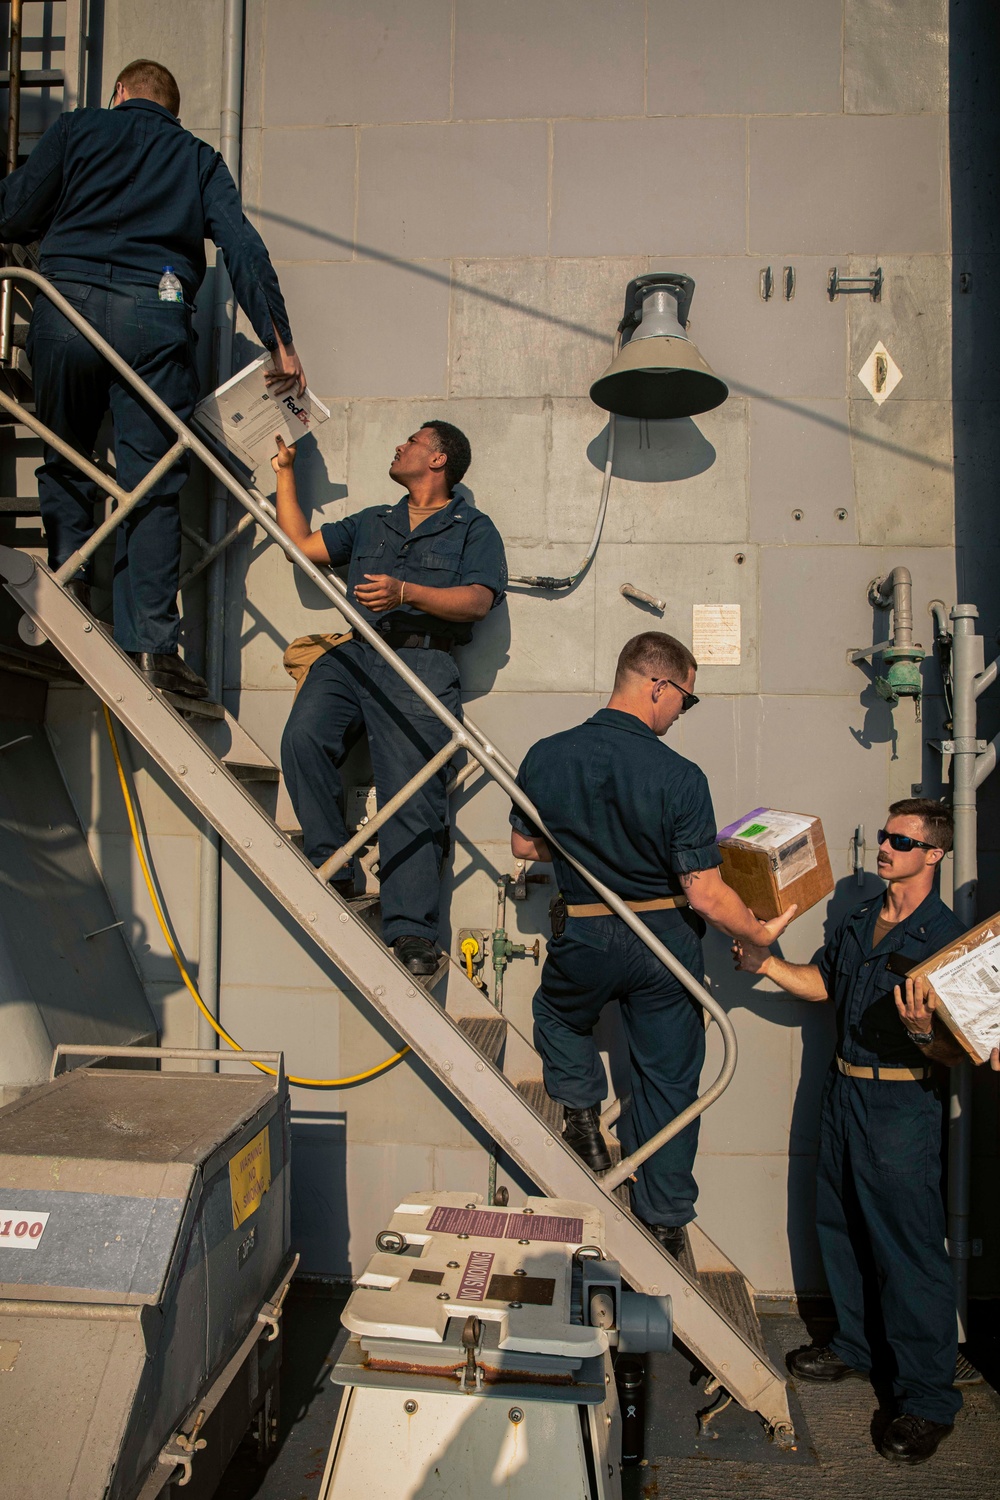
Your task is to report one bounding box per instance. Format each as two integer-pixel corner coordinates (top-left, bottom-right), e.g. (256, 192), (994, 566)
(618, 274), (695, 344)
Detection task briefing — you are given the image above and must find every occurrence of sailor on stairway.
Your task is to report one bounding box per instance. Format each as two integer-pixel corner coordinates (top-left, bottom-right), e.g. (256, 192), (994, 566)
(274, 422), (507, 977)
(0, 58), (304, 701)
(510, 631), (796, 1258)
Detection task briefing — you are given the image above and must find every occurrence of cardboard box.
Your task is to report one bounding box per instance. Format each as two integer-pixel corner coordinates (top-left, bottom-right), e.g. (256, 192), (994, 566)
(193, 353), (331, 473)
(908, 912), (1000, 1065)
(717, 807), (834, 921)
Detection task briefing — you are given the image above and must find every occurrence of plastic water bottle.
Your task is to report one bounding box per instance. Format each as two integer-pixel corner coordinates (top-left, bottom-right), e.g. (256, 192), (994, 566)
(157, 266), (183, 303)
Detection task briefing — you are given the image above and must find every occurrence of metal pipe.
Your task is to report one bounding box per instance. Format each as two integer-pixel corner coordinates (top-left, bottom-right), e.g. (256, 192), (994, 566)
(0, 267), (738, 1157)
(180, 508), (256, 585)
(947, 603), (983, 1340)
(316, 734), (464, 882)
(974, 656), (998, 701)
(929, 598), (951, 644)
(0, 385), (130, 499)
(0, 0), (23, 364)
(197, 0), (245, 1068)
(52, 443), (189, 583)
(873, 566), (914, 648)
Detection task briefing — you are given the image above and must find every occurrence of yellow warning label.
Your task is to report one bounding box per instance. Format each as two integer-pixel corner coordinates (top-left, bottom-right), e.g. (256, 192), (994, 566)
(229, 1127), (271, 1229)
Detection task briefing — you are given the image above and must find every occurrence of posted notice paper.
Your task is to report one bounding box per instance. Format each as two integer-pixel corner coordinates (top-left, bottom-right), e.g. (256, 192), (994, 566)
(193, 354), (330, 473)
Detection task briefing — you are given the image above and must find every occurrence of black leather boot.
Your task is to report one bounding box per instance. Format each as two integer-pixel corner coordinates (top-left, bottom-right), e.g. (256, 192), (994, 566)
(65, 578), (92, 611)
(879, 1413), (953, 1464)
(562, 1105), (612, 1173)
(648, 1224), (688, 1260)
(128, 651), (210, 700)
(392, 935), (439, 976)
(787, 1343), (868, 1383)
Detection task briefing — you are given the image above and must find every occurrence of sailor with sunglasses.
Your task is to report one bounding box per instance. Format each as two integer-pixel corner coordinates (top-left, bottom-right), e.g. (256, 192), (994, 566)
(734, 799), (965, 1465)
(509, 632), (796, 1259)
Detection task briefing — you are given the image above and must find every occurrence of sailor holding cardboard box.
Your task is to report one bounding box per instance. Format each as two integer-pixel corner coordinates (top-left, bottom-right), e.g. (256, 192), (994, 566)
(734, 798), (964, 1466)
(510, 632), (797, 1258)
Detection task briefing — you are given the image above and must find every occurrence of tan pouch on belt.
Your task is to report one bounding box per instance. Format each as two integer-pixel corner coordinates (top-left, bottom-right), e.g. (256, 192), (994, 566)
(283, 632), (352, 695)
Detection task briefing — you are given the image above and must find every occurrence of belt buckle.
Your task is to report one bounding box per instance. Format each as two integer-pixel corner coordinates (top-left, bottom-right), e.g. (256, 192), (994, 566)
(421, 633), (431, 649)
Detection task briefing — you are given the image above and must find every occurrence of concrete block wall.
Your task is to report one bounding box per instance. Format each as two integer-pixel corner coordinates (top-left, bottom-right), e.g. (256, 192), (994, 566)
(73, 1), (999, 1292)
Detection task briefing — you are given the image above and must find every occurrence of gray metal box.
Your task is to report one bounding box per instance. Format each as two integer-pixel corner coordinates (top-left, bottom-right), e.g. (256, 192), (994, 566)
(0, 1048), (292, 1498)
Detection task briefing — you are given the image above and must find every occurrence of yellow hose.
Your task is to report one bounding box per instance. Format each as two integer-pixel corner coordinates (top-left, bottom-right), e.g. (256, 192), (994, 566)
(102, 704), (409, 1089)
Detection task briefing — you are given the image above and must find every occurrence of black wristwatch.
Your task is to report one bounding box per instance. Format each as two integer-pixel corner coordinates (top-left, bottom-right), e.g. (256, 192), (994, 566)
(906, 1028), (934, 1047)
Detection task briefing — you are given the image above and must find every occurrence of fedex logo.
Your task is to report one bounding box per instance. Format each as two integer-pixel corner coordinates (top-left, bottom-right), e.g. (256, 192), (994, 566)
(281, 394), (311, 428)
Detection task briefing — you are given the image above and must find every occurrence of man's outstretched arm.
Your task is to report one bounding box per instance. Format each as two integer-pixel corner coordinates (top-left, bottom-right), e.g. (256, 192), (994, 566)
(272, 436), (333, 564)
(681, 866), (798, 949)
(732, 934), (829, 1001)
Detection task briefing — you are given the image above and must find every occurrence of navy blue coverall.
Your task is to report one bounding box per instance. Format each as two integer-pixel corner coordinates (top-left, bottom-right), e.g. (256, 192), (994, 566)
(281, 493), (507, 947)
(510, 708), (722, 1228)
(816, 891), (965, 1425)
(0, 99), (293, 653)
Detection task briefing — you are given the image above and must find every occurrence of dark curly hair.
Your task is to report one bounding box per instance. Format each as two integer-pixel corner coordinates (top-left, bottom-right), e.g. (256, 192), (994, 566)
(421, 420), (472, 493)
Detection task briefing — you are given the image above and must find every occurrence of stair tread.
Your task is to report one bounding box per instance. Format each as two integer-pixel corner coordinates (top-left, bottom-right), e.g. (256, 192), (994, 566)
(160, 690), (225, 720)
(225, 761), (280, 782)
(516, 1078), (563, 1132)
(457, 1014), (506, 1065)
(696, 1270), (766, 1357)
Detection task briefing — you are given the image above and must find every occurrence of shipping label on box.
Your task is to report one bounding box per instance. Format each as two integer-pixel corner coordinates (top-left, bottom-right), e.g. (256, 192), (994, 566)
(717, 807), (834, 920)
(910, 913), (1000, 1065)
(193, 354), (331, 473)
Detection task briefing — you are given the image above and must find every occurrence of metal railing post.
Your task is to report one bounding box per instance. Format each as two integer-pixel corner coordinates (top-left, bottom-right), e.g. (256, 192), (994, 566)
(948, 604), (984, 1341)
(0, 0), (23, 365)
(316, 734), (465, 883)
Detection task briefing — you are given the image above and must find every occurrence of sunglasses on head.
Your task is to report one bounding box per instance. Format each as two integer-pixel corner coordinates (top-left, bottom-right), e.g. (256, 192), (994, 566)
(877, 828), (936, 853)
(652, 678), (699, 714)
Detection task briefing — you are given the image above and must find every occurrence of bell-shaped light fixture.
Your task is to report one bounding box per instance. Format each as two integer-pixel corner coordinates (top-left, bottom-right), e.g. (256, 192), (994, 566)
(589, 273), (728, 420)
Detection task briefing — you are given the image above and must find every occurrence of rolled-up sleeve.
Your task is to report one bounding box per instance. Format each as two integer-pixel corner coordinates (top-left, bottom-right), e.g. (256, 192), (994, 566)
(817, 921), (846, 990)
(509, 757), (544, 840)
(202, 154), (292, 349)
(460, 512), (507, 604)
(319, 515), (359, 567)
(668, 767), (723, 874)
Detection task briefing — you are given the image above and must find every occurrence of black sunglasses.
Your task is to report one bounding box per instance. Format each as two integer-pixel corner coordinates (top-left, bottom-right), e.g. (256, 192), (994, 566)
(652, 678), (699, 714)
(877, 828), (936, 853)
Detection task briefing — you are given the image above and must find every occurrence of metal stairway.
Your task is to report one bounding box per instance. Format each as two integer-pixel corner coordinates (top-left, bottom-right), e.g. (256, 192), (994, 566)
(0, 552), (793, 1440)
(0, 268), (793, 1439)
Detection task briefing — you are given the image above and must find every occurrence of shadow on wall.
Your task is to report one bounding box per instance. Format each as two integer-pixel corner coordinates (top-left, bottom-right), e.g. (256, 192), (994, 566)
(586, 416), (717, 483)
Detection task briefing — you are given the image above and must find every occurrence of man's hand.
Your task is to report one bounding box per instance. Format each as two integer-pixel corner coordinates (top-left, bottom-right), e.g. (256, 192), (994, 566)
(893, 975), (937, 1036)
(732, 937), (772, 974)
(271, 434), (296, 474)
(758, 905), (798, 946)
(265, 340), (306, 398)
(355, 574), (404, 613)
(992, 1047), (1000, 1072)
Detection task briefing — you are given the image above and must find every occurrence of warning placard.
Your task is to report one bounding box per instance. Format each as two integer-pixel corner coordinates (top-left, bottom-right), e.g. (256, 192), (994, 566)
(229, 1127), (272, 1229)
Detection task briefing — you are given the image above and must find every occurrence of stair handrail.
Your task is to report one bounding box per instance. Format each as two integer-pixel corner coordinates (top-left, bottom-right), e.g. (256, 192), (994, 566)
(0, 266), (737, 1187)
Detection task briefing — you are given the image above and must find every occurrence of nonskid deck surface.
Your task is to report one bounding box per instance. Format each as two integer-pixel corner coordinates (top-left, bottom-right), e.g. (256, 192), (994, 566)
(0, 547), (793, 1435)
(211, 1292), (1000, 1500)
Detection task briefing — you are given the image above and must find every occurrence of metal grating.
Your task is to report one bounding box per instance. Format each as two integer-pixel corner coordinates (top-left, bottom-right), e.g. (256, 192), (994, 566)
(457, 1015), (507, 1065)
(516, 1079), (564, 1132)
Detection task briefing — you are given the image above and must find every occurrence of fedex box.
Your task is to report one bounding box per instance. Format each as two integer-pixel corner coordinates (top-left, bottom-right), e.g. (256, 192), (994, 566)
(907, 912), (1000, 1064)
(717, 808), (833, 920)
(193, 353), (330, 473)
